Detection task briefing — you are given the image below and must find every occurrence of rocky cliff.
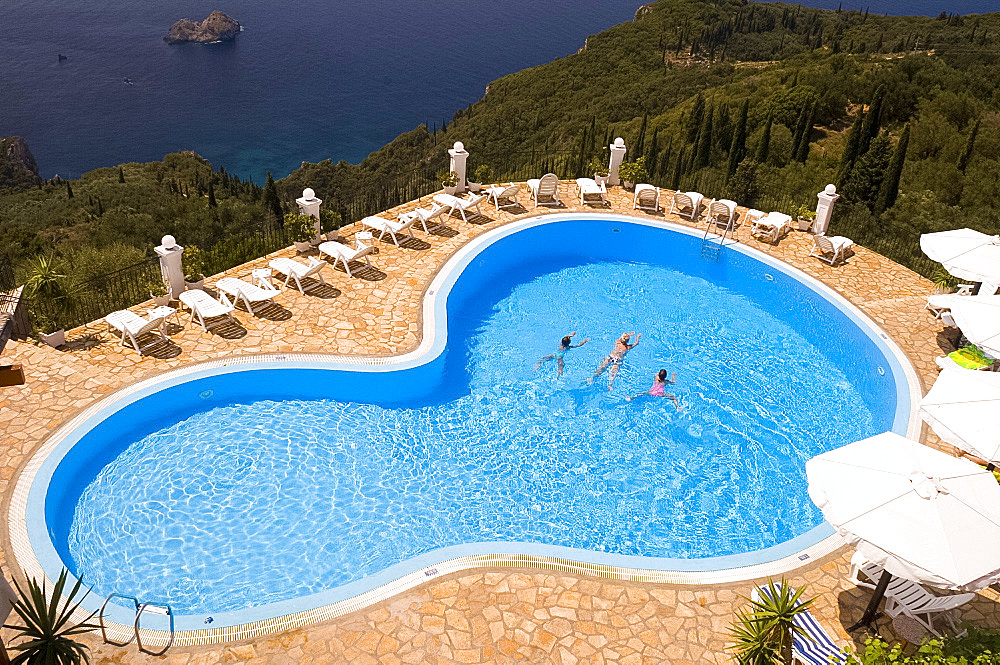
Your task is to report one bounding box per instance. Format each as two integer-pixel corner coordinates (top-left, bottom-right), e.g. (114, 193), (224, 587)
(164, 11), (240, 44)
(0, 137), (42, 190)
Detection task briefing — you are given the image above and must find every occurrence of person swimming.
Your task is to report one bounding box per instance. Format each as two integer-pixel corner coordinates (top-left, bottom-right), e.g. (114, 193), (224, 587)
(536, 331), (590, 376)
(627, 369), (680, 409)
(590, 331), (641, 390)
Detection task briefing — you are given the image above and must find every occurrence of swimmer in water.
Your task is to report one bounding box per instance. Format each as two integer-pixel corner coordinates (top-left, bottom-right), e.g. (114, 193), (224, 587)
(590, 332), (641, 390)
(627, 369), (680, 409)
(536, 331), (590, 376)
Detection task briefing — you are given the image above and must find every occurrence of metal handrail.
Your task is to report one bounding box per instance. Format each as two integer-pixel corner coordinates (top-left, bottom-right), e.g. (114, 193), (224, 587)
(98, 593), (138, 646)
(135, 601), (174, 656)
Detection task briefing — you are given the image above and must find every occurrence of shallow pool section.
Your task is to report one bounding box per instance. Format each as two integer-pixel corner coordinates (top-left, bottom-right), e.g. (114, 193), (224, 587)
(23, 216), (916, 631)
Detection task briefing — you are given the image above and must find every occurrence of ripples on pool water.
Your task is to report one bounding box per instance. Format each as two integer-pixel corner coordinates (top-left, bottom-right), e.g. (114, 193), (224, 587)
(69, 261), (876, 613)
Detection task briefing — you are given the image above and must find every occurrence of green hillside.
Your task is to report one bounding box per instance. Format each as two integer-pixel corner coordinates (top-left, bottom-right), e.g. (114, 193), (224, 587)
(3, 0), (1000, 294)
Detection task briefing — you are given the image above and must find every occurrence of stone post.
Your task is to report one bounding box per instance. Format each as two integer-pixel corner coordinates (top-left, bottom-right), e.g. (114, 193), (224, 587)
(608, 138), (627, 186)
(448, 141), (469, 193)
(154, 235), (185, 298)
(295, 187), (323, 241)
(814, 184), (840, 236)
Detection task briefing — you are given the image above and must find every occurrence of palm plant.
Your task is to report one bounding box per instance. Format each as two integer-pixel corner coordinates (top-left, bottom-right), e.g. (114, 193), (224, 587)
(728, 579), (813, 665)
(24, 255), (78, 333)
(3, 570), (96, 665)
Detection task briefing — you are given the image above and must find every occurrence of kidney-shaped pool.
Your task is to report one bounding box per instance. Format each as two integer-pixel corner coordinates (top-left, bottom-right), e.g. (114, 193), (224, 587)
(16, 215), (918, 634)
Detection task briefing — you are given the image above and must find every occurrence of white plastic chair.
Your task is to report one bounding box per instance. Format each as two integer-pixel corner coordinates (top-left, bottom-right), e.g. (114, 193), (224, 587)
(105, 309), (170, 354)
(850, 554), (974, 638)
(432, 193), (485, 222)
(268, 257), (328, 295)
(361, 215), (417, 246)
(318, 239), (376, 278)
(178, 289), (236, 332)
(632, 184), (660, 212)
(526, 174), (561, 207)
(750, 211), (793, 244)
(215, 277), (280, 315)
(810, 235), (854, 266)
(667, 191), (704, 220)
(485, 183), (520, 210)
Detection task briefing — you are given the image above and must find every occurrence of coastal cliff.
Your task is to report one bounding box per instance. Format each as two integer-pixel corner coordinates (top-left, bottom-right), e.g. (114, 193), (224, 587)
(164, 11), (240, 45)
(0, 137), (42, 190)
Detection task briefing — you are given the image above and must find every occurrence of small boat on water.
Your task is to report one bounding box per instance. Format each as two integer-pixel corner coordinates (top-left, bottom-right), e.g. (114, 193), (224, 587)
(123, 77), (134, 85)
(58, 54), (67, 61)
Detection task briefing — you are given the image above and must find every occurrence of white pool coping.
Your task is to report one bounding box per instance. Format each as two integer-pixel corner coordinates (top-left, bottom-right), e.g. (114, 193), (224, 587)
(8, 213), (922, 646)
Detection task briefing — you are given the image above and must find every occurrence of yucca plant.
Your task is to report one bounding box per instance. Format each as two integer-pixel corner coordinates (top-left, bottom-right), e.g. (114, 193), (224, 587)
(3, 570), (97, 665)
(728, 579), (813, 665)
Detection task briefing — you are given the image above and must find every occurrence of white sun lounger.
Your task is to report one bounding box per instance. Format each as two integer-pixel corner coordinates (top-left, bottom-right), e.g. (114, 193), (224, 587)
(526, 173), (560, 207)
(810, 234), (854, 266)
(361, 215), (416, 246)
(484, 183), (520, 210)
(850, 555), (974, 638)
(432, 193), (485, 222)
(178, 289), (237, 332)
(705, 198), (739, 232)
(268, 257), (328, 295)
(215, 277), (280, 315)
(318, 239), (376, 278)
(633, 184), (660, 212)
(750, 211), (793, 244)
(402, 203), (450, 233)
(926, 281), (998, 319)
(668, 191), (704, 220)
(105, 309), (170, 354)
(575, 178), (607, 205)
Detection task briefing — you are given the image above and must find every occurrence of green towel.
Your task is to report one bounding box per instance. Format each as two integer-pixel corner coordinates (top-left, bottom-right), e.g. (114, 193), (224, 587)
(949, 345), (993, 370)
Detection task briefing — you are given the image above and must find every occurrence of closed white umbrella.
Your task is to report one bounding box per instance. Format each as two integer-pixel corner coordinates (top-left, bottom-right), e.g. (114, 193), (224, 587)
(806, 432), (1000, 592)
(921, 367), (1000, 464)
(949, 296), (1000, 358)
(920, 228), (1000, 284)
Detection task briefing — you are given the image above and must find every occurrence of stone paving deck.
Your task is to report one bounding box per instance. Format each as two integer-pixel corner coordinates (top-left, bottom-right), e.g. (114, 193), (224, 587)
(1, 182), (995, 664)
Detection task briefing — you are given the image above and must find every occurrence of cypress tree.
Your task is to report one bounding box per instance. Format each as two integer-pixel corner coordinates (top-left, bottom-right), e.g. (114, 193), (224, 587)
(635, 113), (648, 159)
(658, 137), (673, 179)
(695, 107), (714, 169)
(858, 86), (885, 156)
(791, 105), (809, 153)
(670, 148), (686, 190)
(208, 181), (218, 208)
(646, 129), (660, 178)
(795, 101), (817, 163)
(755, 113), (773, 164)
(957, 117), (980, 174)
(728, 101), (749, 178)
(714, 103), (733, 154)
(687, 94), (706, 144)
(837, 109), (865, 187)
(842, 133), (893, 209)
(66, 181), (73, 199)
(118, 167), (125, 183)
(262, 172), (283, 223)
(723, 159), (759, 207)
(874, 125), (909, 214)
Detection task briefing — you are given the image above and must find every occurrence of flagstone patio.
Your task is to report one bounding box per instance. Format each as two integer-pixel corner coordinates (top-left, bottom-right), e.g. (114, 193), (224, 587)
(1, 182), (995, 664)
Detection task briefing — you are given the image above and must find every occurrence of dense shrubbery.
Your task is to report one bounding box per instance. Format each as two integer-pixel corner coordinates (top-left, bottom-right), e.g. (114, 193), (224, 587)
(3, 0), (1000, 285)
(846, 629), (1000, 664)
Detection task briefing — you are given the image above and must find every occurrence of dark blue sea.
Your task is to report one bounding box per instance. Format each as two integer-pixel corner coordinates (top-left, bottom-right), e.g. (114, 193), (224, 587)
(2, 0), (993, 182)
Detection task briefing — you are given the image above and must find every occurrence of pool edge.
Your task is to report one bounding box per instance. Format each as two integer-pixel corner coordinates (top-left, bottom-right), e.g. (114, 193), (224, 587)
(8, 213), (921, 644)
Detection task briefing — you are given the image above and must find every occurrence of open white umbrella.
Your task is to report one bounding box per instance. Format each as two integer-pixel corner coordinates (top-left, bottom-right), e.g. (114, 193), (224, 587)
(921, 367), (1000, 464)
(807, 432), (1000, 591)
(948, 296), (1000, 358)
(920, 228), (1000, 284)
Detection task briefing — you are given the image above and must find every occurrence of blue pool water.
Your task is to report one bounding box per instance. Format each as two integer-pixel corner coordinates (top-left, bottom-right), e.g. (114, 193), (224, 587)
(41, 219), (907, 619)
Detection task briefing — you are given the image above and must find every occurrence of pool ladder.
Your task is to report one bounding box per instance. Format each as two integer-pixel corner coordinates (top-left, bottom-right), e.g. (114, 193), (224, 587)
(99, 593), (174, 655)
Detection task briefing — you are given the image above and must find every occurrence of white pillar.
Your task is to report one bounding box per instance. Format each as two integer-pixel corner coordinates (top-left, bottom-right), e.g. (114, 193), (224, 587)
(814, 184), (840, 236)
(295, 187), (323, 241)
(608, 138), (627, 186)
(448, 141), (469, 193)
(154, 235), (185, 298)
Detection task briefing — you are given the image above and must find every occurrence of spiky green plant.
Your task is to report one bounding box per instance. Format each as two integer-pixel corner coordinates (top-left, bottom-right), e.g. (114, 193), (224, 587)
(3, 570), (97, 665)
(729, 580), (813, 665)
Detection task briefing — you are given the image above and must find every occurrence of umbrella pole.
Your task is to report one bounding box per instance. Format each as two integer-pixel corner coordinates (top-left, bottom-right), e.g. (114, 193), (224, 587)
(849, 570), (892, 632)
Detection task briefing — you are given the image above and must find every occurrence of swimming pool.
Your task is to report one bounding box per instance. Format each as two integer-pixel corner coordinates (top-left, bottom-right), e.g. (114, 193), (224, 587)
(14, 214), (919, 637)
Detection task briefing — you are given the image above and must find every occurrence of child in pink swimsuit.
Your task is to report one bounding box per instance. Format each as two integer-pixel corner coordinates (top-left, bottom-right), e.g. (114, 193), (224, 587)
(627, 369), (680, 409)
